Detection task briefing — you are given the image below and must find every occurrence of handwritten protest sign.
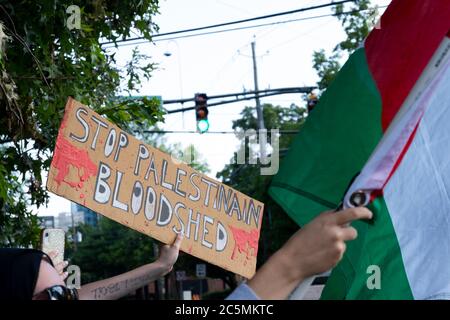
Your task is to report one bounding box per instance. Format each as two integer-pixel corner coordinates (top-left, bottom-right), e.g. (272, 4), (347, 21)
(47, 98), (264, 278)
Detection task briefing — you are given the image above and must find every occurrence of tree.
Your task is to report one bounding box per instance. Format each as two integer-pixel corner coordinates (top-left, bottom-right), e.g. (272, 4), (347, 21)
(312, 0), (379, 91)
(217, 103), (307, 269)
(0, 1), (164, 247)
(214, 0), (381, 291)
(68, 217), (155, 284)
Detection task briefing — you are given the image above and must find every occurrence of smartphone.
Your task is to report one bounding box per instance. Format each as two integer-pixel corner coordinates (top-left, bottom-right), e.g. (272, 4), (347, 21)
(41, 228), (65, 266)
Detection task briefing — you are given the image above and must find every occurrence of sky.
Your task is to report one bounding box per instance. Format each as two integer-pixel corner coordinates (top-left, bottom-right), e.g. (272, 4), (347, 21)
(37, 0), (391, 216)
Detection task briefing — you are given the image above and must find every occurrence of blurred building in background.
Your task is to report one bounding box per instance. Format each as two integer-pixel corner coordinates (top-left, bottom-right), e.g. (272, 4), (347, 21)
(38, 216), (55, 229)
(70, 203), (99, 227)
(45, 204), (98, 232)
(41, 204), (99, 243)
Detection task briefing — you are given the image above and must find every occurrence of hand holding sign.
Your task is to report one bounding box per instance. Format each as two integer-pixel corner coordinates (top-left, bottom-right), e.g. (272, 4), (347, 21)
(47, 98), (264, 278)
(157, 233), (183, 275)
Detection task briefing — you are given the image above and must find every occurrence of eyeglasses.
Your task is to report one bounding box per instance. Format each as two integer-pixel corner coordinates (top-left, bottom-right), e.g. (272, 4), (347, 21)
(33, 285), (79, 300)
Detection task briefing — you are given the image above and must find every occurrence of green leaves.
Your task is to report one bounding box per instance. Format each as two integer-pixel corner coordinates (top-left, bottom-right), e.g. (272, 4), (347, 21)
(0, 0), (162, 247)
(312, 49), (342, 90)
(312, 0), (378, 92)
(217, 103), (305, 264)
(124, 47), (157, 93)
(98, 95), (165, 131)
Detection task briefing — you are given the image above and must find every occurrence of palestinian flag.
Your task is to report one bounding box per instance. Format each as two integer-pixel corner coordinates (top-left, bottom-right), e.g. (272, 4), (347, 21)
(269, 0), (450, 299)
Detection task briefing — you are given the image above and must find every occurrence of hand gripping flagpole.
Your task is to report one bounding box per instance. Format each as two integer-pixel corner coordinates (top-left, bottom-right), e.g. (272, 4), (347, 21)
(288, 188), (369, 300)
(288, 204), (341, 300)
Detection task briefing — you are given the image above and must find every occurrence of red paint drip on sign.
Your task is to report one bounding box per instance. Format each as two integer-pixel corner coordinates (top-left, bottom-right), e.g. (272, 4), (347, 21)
(52, 136), (97, 190)
(229, 226), (259, 263)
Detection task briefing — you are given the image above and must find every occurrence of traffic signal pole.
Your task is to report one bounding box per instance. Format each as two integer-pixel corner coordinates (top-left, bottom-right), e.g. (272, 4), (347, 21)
(251, 41), (267, 162)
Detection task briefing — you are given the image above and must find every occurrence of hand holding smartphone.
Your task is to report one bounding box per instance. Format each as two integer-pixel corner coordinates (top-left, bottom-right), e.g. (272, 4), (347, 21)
(40, 228), (66, 266)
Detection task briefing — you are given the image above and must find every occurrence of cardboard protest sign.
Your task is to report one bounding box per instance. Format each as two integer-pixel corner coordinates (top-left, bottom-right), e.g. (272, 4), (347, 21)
(47, 98), (264, 278)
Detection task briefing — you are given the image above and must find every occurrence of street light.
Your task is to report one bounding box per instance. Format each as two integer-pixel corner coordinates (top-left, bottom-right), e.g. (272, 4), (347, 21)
(163, 40), (183, 99)
(163, 40), (186, 129)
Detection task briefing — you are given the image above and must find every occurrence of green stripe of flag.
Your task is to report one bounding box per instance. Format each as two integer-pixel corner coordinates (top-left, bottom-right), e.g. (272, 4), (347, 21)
(321, 196), (414, 299)
(269, 48), (383, 226)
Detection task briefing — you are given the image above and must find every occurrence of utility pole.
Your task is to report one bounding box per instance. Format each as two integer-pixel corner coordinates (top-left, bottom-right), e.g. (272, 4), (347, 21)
(71, 211), (77, 251)
(251, 41), (267, 161)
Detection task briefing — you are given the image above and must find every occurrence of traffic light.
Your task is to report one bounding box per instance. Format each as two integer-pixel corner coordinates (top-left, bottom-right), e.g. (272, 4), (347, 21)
(307, 92), (318, 112)
(195, 93), (209, 133)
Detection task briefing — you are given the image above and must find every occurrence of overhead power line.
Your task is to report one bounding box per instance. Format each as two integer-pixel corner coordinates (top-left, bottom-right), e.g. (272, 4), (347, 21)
(163, 87), (315, 104)
(138, 130), (300, 135)
(163, 86), (315, 114)
(101, 0), (356, 46)
(103, 6), (387, 47)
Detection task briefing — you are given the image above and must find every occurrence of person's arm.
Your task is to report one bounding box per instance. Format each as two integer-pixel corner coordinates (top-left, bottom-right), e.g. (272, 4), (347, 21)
(77, 234), (183, 300)
(246, 207), (372, 299)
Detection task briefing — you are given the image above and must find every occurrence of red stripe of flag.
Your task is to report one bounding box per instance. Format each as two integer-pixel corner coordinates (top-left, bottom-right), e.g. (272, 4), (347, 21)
(365, 0), (450, 131)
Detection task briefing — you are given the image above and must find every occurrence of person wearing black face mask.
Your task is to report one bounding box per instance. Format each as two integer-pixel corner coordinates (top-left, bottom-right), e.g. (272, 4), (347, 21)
(0, 234), (183, 300)
(0, 248), (77, 300)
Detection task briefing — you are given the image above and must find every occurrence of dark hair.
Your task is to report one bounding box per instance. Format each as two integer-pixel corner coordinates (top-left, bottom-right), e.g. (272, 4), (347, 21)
(0, 248), (54, 299)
